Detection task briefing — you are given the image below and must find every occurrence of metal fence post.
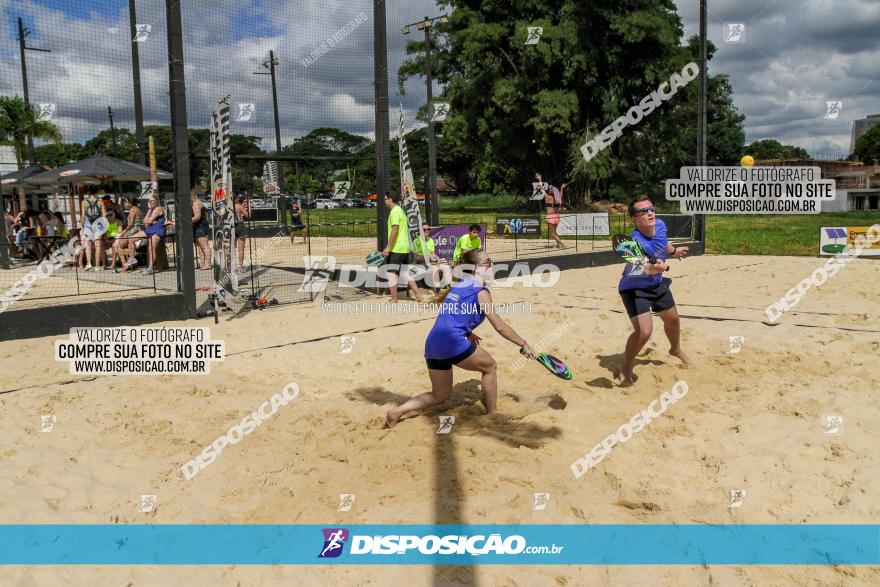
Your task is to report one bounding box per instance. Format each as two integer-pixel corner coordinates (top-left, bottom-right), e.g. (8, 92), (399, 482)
(166, 0), (196, 317)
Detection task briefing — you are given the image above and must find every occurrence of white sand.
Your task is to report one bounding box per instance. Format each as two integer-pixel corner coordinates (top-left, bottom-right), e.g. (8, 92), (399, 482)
(1, 254), (878, 585)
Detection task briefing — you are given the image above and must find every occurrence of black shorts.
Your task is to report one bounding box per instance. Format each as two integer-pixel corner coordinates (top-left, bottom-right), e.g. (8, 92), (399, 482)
(426, 342), (477, 370)
(193, 224), (210, 238)
(235, 223), (248, 238)
(620, 278), (676, 318)
(385, 252), (410, 274)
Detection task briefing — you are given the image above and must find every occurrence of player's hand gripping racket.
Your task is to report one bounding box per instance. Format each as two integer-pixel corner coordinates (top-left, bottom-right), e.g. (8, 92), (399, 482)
(365, 251), (385, 267)
(612, 234), (669, 272)
(521, 348), (572, 380)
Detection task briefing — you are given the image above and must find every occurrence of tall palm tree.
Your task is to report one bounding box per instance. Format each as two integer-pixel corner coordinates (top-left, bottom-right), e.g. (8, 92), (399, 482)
(0, 95), (63, 169)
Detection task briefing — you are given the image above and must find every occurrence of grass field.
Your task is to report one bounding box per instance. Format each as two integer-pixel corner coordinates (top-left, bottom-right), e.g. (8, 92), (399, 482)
(276, 204), (880, 256)
(705, 212), (880, 256)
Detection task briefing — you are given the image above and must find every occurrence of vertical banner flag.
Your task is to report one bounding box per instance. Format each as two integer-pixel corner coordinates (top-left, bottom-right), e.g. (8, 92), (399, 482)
(210, 96), (238, 312)
(262, 161), (279, 195)
(398, 104), (430, 266)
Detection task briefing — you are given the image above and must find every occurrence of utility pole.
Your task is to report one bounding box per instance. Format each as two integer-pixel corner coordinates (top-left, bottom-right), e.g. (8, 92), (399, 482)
(374, 0), (391, 249)
(423, 19), (437, 225)
(16, 16), (51, 168)
(695, 0), (708, 243)
(254, 50), (287, 229)
(108, 106), (119, 155)
(129, 0), (146, 165)
(108, 106), (123, 199)
(402, 14), (448, 226)
(165, 0), (196, 316)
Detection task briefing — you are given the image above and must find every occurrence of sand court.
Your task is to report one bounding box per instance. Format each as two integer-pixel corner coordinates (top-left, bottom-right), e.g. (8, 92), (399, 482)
(1, 254), (879, 585)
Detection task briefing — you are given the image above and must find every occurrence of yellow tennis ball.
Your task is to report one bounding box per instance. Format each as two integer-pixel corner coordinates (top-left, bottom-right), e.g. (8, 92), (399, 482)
(740, 155), (755, 167)
(532, 139), (536, 143)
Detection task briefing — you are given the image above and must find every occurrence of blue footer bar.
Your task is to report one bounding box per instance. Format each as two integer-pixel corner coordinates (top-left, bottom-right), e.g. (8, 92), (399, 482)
(1, 524), (878, 565)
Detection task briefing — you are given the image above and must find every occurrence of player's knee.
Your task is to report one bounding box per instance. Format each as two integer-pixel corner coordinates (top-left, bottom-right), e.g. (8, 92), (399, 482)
(637, 329), (652, 345)
(483, 357), (497, 374)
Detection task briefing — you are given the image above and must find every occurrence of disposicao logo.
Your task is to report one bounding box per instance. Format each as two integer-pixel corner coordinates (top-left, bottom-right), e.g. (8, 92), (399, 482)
(318, 528), (349, 558)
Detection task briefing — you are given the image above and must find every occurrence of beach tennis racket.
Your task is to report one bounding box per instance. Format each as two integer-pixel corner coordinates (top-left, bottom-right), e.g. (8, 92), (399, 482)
(612, 234), (669, 272)
(365, 251), (385, 267)
(521, 349), (572, 380)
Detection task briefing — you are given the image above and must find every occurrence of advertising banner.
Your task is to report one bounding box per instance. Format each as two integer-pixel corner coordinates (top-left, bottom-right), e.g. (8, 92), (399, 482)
(496, 216), (541, 236)
(819, 226), (880, 256)
(556, 213), (610, 236)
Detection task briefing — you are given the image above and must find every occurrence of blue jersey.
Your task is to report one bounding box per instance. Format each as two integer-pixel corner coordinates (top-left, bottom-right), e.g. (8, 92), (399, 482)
(618, 218), (668, 291)
(425, 279), (487, 360)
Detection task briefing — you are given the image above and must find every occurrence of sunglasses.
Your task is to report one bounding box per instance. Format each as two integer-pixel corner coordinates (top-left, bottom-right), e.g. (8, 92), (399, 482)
(633, 206), (656, 216)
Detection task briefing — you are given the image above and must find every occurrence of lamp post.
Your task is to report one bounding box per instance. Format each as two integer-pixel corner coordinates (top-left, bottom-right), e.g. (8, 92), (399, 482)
(254, 51), (287, 229)
(402, 14), (448, 226)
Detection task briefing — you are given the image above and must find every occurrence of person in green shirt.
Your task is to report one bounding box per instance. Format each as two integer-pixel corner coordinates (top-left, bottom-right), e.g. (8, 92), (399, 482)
(413, 222), (442, 289)
(453, 224), (482, 263)
(381, 192), (423, 303)
(413, 222), (439, 263)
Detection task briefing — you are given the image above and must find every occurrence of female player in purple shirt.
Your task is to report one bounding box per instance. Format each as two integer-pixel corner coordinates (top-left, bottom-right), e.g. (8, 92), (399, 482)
(385, 249), (535, 428)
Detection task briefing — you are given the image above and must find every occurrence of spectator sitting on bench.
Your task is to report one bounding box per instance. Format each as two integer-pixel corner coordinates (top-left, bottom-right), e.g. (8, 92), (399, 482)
(124, 194), (165, 276)
(117, 196), (145, 272)
(11, 211), (30, 258)
(52, 211), (68, 239)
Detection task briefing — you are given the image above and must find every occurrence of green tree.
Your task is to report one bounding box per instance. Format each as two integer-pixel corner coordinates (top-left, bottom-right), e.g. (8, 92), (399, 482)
(283, 128), (373, 194)
(35, 143), (85, 167)
(82, 128), (139, 161)
(853, 126), (880, 164)
(0, 95), (63, 168)
(400, 1), (703, 196)
(592, 41), (745, 203)
(744, 139), (810, 161)
(140, 126), (262, 192)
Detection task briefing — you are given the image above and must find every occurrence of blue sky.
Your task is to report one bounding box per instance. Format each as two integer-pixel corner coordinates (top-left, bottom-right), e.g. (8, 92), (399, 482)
(1, 0), (878, 157)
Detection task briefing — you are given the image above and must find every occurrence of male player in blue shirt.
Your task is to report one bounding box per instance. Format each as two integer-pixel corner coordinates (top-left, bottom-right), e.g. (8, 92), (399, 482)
(617, 195), (690, 386)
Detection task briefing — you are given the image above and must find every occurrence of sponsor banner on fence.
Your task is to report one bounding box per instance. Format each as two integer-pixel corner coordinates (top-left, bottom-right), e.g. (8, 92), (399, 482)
(556, 213), (609, 236)
(820, 226), (880, 256)
(433, 224), (486, 260)
(2, 524), (877, 565)
(496, 216), (540, 236)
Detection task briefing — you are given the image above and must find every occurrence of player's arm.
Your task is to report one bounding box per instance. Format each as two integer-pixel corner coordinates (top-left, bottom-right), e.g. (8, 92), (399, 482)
(477, 289), (534, 356)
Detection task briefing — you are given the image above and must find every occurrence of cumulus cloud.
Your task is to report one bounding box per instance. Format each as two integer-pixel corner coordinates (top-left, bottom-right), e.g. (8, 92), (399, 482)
(676, 0), (880, 157)
(0, 0), (438, 148)
(1, 0), (876, 159)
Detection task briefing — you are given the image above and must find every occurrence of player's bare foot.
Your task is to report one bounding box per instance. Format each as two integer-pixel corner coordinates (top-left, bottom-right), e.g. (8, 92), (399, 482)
(616, 369), (637, 387)
(669, 347), (691, 365)
(384, 410), (400, 429)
